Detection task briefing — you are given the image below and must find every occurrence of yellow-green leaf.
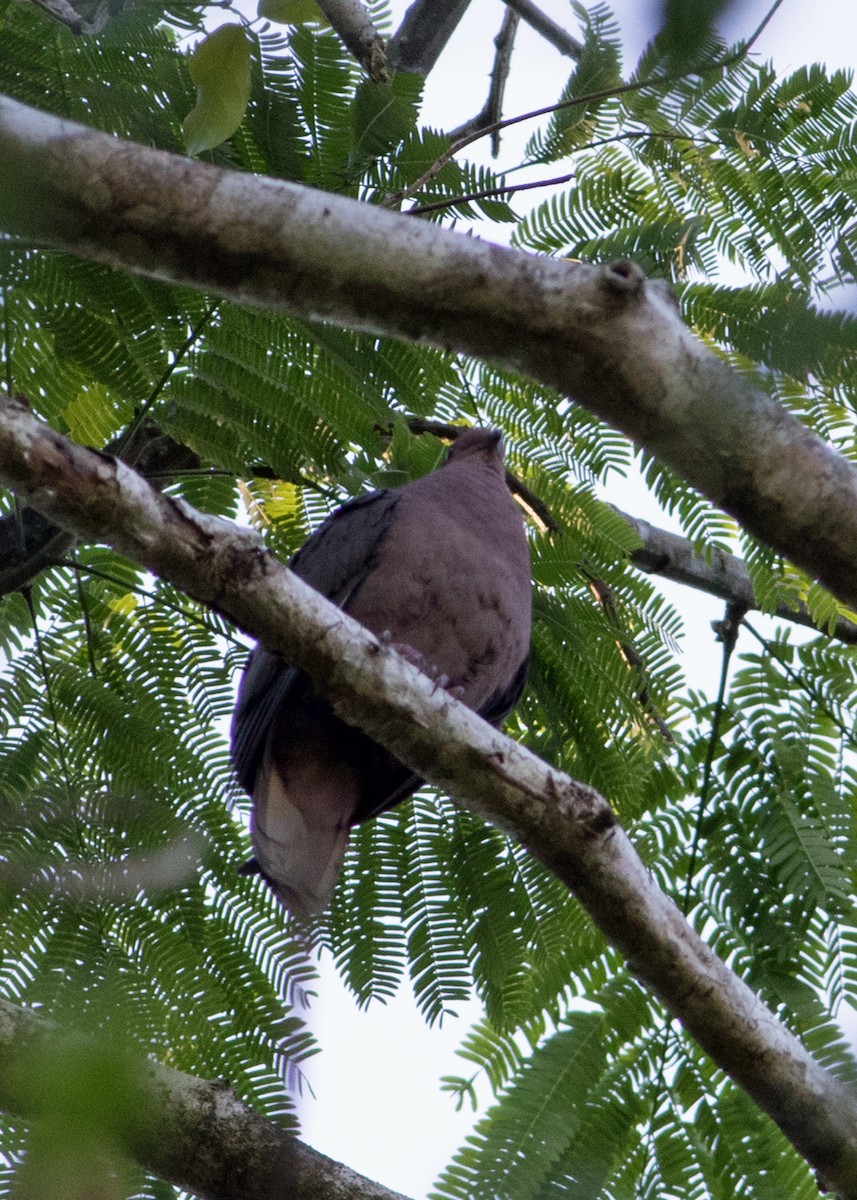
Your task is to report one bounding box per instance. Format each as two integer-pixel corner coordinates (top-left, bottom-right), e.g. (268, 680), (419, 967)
(257, 0), (327, 24)
(182, 24), (252, 156)
(63, 382), (132, 447)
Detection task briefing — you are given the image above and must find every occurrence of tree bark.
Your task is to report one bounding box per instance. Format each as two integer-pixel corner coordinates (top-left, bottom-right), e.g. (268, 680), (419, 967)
(620, 510), (857, 643)
(504, 0), (583, 58)
(0, 395), (856, 1198)
(0, 998), (412, 1200)
(387, 0), (473, 74)
(314, 0), (390, 81)
(2, 96), (857, 613)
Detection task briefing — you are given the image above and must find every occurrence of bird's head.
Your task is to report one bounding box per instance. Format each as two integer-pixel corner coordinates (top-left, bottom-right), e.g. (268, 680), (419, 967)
(443, 427), (504, 469)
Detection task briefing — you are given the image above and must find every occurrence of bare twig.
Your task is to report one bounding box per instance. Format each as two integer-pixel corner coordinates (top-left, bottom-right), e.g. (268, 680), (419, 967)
(407, 166), (573, 216)
(448, 8), (519, 156)
(405, 131), (723, 216)
(487, 8), (519, 158)
(505, 0), (583, 58)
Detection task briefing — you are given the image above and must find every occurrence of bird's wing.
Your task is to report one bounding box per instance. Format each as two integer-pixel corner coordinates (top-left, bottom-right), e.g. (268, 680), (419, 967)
(230, 488), (400, 793)
(478, 654), (530, 728)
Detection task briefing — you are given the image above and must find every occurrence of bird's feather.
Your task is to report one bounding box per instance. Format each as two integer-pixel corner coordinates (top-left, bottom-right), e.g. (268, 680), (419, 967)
(231, 429), (531, 916)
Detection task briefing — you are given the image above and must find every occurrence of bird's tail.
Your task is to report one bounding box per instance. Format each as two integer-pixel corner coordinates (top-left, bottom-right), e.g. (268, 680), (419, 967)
(249, 758), (353, 918)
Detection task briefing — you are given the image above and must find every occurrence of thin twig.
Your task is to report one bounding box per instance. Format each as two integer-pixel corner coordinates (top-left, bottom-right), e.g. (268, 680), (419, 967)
(448, 9), (519, 156)
(505, 0), (582, 59)
(55, 558), (249, 647)
(488, 9), (519, 157)
(406, 131), (723, 216)
(682, 600), (747, 912)
(116, 303), (217, 463)
(742, 619), (857, 752)
(382, 0), (787, 210)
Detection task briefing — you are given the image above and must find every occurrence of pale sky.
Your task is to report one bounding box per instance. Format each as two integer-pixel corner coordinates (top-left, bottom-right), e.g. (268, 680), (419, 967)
(298, 4), (857, 1197)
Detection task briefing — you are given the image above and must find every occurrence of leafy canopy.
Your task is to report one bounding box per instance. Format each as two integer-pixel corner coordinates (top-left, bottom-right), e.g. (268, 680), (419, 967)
(1, 1), (857, 1197)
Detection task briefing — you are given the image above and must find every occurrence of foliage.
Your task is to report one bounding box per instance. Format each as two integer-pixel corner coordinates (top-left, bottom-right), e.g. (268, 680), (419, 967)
(0, 1), (857, 1197)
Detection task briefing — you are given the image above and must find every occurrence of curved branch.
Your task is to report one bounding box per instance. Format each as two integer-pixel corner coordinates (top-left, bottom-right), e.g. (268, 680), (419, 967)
(0, 998), (411, 1200)
(0, 421), (199, 595)
(3, 97), (856, 614)
(0, 395), (856, 1197)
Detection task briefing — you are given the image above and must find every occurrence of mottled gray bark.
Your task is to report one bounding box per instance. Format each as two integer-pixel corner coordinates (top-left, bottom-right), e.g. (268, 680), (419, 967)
(620, 511), (857, 643)
(314, 0), (390, 80)
(387, 0), (473, 74)
(0, 998), (411, 1200)
(2, 97), (856, 613)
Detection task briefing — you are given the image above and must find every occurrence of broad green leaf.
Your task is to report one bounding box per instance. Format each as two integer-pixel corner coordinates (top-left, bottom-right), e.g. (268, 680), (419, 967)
(183, 25), (252, 156)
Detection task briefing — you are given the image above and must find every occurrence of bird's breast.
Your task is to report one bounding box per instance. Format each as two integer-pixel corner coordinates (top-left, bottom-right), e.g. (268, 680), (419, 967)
(346, 492), (530, 711)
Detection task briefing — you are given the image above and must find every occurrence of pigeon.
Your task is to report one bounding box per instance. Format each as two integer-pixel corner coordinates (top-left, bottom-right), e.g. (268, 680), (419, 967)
(230, 428), (531, 915)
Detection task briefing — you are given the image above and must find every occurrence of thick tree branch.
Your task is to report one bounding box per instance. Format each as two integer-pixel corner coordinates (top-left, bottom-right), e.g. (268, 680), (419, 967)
(3, 98), (857, 614)
(0, 397), (856, 1196)
(0, 998), (411, 1200)
(314, 0), (390, 81)
(0, 421), (198, 595)
(621, 511), (857, 644)
(387, 0), (473, 75)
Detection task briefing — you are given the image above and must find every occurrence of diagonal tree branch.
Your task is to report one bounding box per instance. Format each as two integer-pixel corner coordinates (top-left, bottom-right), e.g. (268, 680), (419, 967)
(387, 0), (473, 75)
(448, 8), (519, 155)
(0, 395), (856, 1196)
(621, 511), (857, 643)
(314, 0), (390, 81)
(0, 997), (411, 1200)
(0, 422), (199, 594)
(504, 0), (583, 58)
(3, 98), (857, 615)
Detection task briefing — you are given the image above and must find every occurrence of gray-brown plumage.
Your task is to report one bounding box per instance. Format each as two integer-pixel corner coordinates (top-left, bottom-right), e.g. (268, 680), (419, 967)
(230, 428), (531, 915)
